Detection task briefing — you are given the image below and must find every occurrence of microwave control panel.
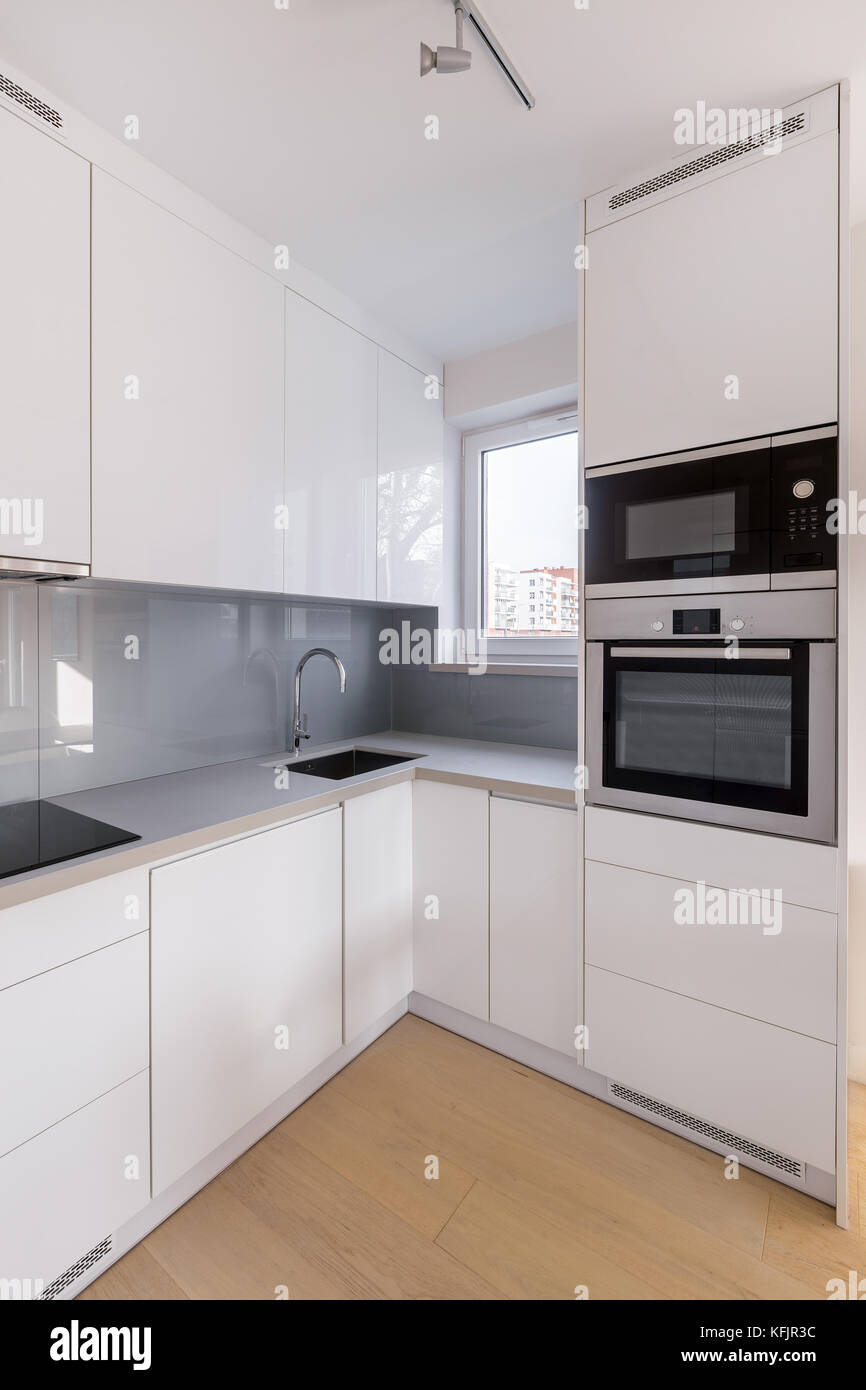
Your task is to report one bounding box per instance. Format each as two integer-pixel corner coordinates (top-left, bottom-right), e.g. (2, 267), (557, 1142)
(771, 434), (837, 573)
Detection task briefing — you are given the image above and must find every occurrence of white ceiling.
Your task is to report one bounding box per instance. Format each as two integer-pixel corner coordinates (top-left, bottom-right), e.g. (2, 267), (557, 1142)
(1, 0), (865, 361)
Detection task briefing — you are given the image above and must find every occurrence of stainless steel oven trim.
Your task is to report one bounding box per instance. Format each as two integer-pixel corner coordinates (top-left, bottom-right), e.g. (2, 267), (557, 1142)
(771, 570), (837, 591)
(610, 646), (792, 660)
(585, 437), (771, 478)
(586, 576), (769, 599)
(585, 641), (836, 845)
(771, 425), (838, 446)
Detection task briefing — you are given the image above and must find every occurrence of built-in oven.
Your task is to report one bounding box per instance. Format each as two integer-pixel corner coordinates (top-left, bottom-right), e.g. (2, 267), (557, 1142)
(585, 426), (837, 597)
(585, 590), (836, 843)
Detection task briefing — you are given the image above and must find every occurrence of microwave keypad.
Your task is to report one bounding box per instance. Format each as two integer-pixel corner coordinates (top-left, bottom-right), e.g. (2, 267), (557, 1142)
(787, 502), (820, 540)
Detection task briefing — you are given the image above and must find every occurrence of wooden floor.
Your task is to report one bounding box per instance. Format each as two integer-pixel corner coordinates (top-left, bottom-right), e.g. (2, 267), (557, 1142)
(81, 1015), (866, 1300)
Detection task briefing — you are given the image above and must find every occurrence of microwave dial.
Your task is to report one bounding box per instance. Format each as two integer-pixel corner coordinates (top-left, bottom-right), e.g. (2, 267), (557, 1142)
(792, 478), (815, 499)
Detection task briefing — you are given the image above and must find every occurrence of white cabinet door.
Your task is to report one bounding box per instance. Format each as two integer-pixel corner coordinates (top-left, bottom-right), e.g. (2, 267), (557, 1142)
(585, 859), (837, 1043)
(0, 932), (149, 1158)
(377, 349), (444, 604)
(151, 809), (343, 1195)
(92, 169), (284, 591)
(0, 105), (90, 565)
(0, 1072), (150, 1296)
(490, 798), (580, 1055)
(344, 781), (413, 1040)
(412, 780), (489, 1020)
(585, 132), (839, 467)
(586, 966), (836, 1172)
(284, 292), (378, 600)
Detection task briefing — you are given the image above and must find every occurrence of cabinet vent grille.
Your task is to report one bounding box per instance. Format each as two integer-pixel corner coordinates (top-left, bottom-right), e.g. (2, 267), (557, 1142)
(608, 1081), (804, 1178)
(609, 112), (806, 212)
(38, 1236), (112, 1300)
(0, 72), (63, 129)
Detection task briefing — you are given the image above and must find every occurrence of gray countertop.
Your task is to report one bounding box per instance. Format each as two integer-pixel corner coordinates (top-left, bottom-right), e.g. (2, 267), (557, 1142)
(0, 732), (577, 908)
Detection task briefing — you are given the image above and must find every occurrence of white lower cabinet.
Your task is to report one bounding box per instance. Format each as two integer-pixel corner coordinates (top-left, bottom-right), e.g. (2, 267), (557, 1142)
(586, 967), (836, 1172)
(0, 932), (149, 1158)
(490, 798), (580, 1056)
(345, 782), (413, 1041)
(585, 859), (836, 1043)
(412, 780), (489, 1020)
(150, 809), (343, 1195)
(0, 1072), (150, 1295)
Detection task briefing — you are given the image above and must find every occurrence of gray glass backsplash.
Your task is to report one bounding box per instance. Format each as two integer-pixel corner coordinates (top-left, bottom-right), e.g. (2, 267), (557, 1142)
(37, 584), (392, 798)
(0, 581), (574, 804)
(390, 665), (576, 751)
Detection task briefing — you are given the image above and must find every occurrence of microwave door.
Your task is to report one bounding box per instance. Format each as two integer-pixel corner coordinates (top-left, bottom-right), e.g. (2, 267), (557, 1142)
(585, 446), (772, 595)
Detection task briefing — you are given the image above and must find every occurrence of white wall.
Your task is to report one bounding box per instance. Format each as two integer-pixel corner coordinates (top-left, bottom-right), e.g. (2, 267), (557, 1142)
(444, 322), (577, 427)
(849, 219), (866, 1083)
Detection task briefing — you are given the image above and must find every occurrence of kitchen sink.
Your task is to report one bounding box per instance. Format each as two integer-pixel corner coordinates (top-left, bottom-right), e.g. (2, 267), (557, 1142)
(287, 748), (421, 780)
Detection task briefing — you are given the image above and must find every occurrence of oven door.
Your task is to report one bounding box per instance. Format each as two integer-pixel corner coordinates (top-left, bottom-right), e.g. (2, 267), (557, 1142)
(585, 441), (771, 597)
(586, 640), (835, 843)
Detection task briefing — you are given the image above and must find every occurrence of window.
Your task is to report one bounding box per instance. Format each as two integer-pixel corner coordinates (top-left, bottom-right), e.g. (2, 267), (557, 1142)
(464, 413), (578, 658)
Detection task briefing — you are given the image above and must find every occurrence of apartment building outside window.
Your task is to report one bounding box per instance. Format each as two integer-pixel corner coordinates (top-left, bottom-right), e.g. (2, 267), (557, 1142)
(465, 412), (578, 659)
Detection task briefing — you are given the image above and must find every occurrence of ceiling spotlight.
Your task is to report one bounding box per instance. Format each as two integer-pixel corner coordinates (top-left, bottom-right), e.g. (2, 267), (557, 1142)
(420, 2), (535, 110)
(420, 4), (472, 78)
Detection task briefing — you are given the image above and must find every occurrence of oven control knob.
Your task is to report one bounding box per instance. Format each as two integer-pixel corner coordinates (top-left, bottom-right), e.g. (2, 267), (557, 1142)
(730, 617), (745, 631)
(651, 620), (664, 631)
(793, 478), (815, 499)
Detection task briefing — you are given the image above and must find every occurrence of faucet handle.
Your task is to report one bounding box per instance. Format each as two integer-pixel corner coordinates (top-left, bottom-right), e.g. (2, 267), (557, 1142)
(299, 714), (311, 740)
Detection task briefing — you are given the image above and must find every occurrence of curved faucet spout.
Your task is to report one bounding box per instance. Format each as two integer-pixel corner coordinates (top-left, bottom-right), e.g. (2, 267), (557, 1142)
(291, 647), (348, 755)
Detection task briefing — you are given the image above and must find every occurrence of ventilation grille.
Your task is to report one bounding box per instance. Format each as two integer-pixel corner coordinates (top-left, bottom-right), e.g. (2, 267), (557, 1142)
(609, 112), (806, 212)
(609, 1082), (804, 1178)
(0, 72), (63, 129)
(38, 1236), (112, 1300)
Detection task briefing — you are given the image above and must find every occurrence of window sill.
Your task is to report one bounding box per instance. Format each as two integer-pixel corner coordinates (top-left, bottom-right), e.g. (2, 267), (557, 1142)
(427, 662), (577, 678)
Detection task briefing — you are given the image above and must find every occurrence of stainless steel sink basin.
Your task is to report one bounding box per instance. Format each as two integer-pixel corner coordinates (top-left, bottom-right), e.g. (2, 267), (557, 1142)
(287, 748), (421, 780)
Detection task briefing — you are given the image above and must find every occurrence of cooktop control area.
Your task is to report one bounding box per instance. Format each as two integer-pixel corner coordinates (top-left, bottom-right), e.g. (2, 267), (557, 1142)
(0, 800), (140, 882)
(585, 587), (836, 642)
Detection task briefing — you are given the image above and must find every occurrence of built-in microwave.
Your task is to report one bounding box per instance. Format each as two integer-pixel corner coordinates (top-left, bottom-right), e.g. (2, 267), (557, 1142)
(585, 426), (837, 598)
(585, 590), (836, 844)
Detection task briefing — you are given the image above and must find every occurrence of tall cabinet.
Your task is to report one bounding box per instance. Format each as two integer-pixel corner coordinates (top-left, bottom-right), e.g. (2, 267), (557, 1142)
(0, 104), (90, 567)
(377, 349), (444, 605)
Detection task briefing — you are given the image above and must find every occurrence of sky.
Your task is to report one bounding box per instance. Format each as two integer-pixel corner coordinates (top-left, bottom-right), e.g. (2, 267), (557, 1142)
(485, 432), (579, 573)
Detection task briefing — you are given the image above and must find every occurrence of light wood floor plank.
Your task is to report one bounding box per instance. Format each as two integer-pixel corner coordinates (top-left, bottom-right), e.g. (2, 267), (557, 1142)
(218, 1127), (502, 1300)
(283, 1083), (476, 1238)
(78, 1242), (188, 1301)
(436, 1180), (666, 1300)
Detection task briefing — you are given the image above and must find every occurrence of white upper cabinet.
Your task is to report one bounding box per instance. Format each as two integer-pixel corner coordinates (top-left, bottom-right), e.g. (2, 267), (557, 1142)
(377, 349), (444, 605)
(0, 106), (90, 566)
(584, 106), (839, 467)
(284, 293), (378, 600)
(91, 170), (284, 591)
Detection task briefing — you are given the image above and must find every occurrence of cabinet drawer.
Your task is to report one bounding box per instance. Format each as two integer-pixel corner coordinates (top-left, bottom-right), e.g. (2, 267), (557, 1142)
(0, 1072), (149, 1295)
(586, 966), (836, 1172)
(585, 860), (836, 1042)
(585, 807), (837, 913)
(0, 868), (149, 992)
(0, 933), (149, 1157)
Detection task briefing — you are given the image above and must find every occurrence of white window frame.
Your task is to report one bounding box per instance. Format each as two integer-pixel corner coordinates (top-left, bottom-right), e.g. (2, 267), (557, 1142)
(463, 409), (578, 660)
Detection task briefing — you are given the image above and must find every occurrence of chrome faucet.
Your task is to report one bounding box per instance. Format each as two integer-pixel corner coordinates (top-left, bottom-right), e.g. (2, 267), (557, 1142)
(291, 647), (347, 756)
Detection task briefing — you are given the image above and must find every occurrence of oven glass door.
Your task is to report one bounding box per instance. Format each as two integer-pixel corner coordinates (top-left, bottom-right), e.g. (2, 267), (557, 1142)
(586, 448), (771, 588)
(602, 641), (809, 816)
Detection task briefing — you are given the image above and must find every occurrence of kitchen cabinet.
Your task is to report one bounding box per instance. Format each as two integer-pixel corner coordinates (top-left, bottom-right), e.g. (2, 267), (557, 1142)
(150, 809), (342, 1194)
(377, 349), (444, 604)
(0, 932), (149, 1158)
(412, 779), (489, 1020)
(490, 797), (579, 1055)
(91, 169), (284, 592)
(344, 781), (413, 1040)
(0, 104), (90, 566)
(0, 1072), (150, 1297)
(585, 859), (836, 1043)
(584, 104), (838, 467)
(284, 292), (378, 600)
(585, 966), (836, 1173)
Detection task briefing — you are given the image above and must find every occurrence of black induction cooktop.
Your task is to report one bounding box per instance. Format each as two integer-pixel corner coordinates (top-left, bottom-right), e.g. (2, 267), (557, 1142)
(0, 800), (140, 881)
